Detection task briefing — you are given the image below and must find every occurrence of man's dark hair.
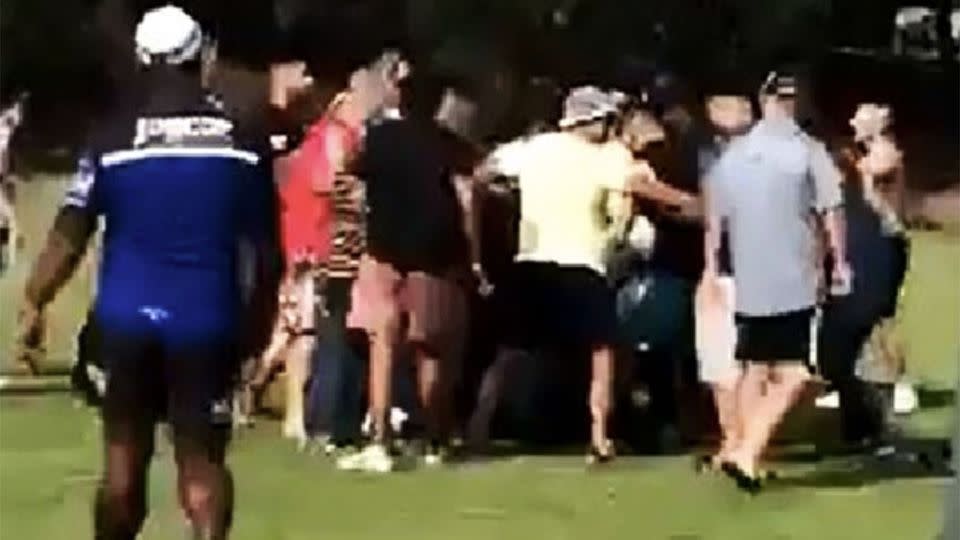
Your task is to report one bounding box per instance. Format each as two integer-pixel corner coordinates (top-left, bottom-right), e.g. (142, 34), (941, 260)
(399, 70), (447, 121)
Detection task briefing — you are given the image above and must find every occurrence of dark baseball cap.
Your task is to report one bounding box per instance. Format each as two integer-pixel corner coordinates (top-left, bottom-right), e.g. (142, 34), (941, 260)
(759, 70), (798, 98)
(700, 67), (754, 99)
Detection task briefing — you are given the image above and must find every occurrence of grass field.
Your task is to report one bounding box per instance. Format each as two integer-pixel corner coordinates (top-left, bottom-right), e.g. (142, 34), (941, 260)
(0, 175), (958, 539)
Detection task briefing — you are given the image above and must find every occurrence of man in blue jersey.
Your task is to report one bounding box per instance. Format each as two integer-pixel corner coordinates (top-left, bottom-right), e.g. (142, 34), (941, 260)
(16, 6), (280, 539)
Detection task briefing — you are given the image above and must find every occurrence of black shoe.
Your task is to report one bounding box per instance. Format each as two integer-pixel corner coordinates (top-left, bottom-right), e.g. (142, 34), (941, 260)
(693, 454), (719, 474)
(720, 462), (763, 495)
(587, 441), (616, 466)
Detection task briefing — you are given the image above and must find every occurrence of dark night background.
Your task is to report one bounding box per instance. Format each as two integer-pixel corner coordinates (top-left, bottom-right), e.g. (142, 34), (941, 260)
(1, 0), (957, 189)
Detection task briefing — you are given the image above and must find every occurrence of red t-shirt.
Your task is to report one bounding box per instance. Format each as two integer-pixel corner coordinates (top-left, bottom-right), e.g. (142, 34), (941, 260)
(278, 117), (359, 268)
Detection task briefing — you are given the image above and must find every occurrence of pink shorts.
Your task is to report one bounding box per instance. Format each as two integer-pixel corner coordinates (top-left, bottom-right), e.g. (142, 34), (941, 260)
(347, 256), (467, 359)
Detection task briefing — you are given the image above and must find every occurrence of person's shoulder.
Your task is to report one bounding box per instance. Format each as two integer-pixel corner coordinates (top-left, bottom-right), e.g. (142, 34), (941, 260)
(599, 140), (632, 160)
(523, 130), (571, 149)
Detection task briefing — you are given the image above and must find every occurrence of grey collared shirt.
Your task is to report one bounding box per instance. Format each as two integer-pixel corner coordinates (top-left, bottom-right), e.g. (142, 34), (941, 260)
(707, 117), (842, 316)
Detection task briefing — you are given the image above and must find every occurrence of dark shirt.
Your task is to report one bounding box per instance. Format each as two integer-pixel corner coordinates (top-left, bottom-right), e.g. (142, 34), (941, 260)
(356, 118), (472, 274)
(645, 133), (706, 282)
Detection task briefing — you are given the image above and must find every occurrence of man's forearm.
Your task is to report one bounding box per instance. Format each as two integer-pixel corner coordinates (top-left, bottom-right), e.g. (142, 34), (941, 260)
(703, 212), (722, 275)
(626, 174), (694, 208)
(25, 209), (95, 309)
(822, 207), (847, 263)
(462, 176), (484, 268)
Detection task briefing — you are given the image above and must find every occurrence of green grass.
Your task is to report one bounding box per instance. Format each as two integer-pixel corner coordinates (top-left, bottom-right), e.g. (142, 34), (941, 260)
(0, 395), (951, 540)
(1, 174), (957, 539)
(1, 176), (99, 371)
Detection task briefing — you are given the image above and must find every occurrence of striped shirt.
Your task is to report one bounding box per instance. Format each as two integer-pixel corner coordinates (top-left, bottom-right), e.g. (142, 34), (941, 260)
(327, 171), (366, 280)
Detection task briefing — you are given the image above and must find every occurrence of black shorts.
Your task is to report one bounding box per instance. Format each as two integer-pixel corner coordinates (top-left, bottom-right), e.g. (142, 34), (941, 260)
(493, 261), (617, 351)
(735, 308), (815, 364)
(98, 324), (240, 457)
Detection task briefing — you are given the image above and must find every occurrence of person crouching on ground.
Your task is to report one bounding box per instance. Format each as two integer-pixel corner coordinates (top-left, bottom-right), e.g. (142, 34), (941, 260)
(703, 70), (850, 492)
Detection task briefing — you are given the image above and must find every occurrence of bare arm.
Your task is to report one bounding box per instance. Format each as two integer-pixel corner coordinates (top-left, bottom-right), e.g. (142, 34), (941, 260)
(821, 206), (847, 268)
(891, 164), (908, 222)
(703, 186), (723, 277)
(453, 173), (481, 268)
(624, 162), (696, 208)
(25, 207), (96, 310)
(809, 139), (849, 291)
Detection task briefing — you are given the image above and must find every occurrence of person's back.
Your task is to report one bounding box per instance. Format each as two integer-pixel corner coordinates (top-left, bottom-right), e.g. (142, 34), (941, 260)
(278, 114), (359, 267)
(497, 130), (633, 273)
(17, 7), (280, 538)
(359, 116), (470, 274)
(81, 76), (272, 338)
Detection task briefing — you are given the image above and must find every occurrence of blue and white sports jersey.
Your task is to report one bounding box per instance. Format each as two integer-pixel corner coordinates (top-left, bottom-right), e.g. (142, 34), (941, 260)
(65, 96), (275, 344)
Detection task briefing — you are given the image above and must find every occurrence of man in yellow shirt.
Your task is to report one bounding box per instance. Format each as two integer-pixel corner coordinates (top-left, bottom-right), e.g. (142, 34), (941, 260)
(469, 87), (693, 461)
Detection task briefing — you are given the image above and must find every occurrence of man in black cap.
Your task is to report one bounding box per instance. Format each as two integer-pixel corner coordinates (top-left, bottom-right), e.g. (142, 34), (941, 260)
(704, 69), (849, 491)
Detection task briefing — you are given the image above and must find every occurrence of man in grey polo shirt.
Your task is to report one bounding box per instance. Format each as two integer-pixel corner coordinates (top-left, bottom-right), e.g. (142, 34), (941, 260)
(704, 71), (850, 491)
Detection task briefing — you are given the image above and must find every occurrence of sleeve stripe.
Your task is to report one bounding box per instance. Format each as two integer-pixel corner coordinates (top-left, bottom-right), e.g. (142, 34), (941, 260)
(101, 147), (260, 167)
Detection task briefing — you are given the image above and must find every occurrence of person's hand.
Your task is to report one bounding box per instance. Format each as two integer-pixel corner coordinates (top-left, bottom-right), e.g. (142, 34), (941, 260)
(16, 302), (45, 375)
(700, 266), (724, 301)
(669, 195), (702, 221)
(472, 263), (494, 297)
(857, 137), (901, 178)
(830, 260), (854, 297)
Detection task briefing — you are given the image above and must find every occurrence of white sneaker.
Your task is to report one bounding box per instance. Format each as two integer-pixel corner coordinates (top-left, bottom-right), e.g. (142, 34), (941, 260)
(336, 444), (394, 473)
(893, 382), (919, 415)
(423, 445), (447, 467)
(815, 391), (841, 409)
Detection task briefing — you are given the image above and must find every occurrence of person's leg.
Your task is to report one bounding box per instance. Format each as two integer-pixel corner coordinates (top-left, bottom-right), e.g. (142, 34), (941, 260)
(414, 346), (447, 447)
(248, 314), (291, 391)
(731, 363), (809, 475)
(337, 258), (403, 472)
(172, 432), (233, 540)
(167, 343), (239, 540)
(95, 427), (156, 540)
(323, 277), (363, 447)
(589, 345), (615, 456)
(725, 362), (769, 474)
(282, 334), (313, 445)
(711, 379), (742, 462)
(282, 272), (317, 445)
(408, 273), (468, 459)
(467, 348), (525, 451)
(96, 330), (162, 540)
(571, 266), (619, 461)
(368, 325), (398, 445)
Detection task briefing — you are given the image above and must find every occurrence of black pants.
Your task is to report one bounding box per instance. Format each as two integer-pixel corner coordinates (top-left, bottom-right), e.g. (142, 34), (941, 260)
(617, 271), (696, 435)
(307, 278), (365, 444)
(819, 307), (887, 444)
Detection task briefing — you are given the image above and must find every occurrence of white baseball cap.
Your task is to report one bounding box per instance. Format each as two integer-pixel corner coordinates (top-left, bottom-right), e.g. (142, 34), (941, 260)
(558, 86), (622, 129)
(135, 5), (203, 66)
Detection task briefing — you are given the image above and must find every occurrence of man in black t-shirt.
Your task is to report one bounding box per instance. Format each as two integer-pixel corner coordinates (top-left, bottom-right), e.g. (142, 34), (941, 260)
(336, 72), (475, 473)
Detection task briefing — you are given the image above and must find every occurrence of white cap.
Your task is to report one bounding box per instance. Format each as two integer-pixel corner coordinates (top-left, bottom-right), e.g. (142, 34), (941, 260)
(135, 5), (203, 66)
(559, 86), (621, 129)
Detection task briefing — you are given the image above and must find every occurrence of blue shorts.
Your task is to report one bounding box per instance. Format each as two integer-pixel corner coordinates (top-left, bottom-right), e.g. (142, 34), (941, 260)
(96, 317), (240, 455)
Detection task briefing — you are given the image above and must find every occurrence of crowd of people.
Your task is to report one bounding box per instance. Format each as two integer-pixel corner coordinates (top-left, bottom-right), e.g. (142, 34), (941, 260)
(7, 5), (925, 539)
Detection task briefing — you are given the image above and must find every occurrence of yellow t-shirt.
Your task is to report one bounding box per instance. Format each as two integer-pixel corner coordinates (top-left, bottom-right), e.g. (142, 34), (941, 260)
(489, 132), (633, 273)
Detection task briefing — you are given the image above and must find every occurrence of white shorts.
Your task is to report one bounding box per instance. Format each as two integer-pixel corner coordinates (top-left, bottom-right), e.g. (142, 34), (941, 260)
(695, 276), (739, 386)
